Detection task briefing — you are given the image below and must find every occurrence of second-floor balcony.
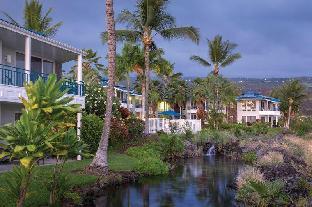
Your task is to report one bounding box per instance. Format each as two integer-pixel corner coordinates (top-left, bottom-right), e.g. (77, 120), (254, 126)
(0, 64), (84, 96)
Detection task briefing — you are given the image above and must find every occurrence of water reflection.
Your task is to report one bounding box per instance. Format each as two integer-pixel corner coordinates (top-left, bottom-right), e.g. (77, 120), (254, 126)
(91, 157), (241, 207)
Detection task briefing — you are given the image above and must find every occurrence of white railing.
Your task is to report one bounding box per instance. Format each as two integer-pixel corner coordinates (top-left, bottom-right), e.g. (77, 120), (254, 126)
(148, 118), (201, 134)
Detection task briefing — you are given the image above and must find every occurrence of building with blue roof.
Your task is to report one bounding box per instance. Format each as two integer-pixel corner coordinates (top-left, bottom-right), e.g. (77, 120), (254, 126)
(236, 91), (281, 126)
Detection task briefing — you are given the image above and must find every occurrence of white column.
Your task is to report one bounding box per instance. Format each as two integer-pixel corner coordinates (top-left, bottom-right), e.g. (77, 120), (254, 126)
(77, 112), (82, 160)
(0, 40), (2, 64)
(77, 54), (83, 82)
(77, 54), (83, 96)
(25, 36), (31, 83)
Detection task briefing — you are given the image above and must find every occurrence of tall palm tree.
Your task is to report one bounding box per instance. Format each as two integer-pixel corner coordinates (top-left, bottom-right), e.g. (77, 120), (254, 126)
(3, 0), (62, 37)
(190, 35), (241, 76)
(89, 0), (116, 174)
(102, 0), (200, 134)
(114, 43), (143, 109)
(271, 80), (306, 129)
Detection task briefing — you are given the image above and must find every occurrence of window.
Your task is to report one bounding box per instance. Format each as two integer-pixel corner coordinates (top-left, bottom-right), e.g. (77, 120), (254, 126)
(43, 60), (53, 74)
(16, 53), (25, 69)
(191, 113), (197, 119)
(241, 101), (247, 111)
(31, 56), (42, 74)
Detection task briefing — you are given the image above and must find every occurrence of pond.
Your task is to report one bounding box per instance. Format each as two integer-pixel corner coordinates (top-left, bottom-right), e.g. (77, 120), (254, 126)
(89, 157), (242, 207)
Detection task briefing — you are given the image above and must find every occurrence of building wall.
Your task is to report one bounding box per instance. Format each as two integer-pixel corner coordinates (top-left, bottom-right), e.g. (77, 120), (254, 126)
(0, 102), (23, 125)
(237, 100), (261, 123)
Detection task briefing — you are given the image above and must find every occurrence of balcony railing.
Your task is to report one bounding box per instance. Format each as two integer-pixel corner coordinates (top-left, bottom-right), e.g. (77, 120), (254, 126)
(0, 64), (84, 96)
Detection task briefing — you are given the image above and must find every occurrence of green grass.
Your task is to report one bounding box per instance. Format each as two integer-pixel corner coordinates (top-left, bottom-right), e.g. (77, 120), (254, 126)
(0, 152), (140, 207)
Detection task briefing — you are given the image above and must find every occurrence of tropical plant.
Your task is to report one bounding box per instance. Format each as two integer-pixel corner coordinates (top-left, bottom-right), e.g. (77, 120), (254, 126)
(191, 75), (239, 129)
(271, 80), (306, 129)
(68, 49), (104, 85)
(84, 83), (121, 119)
(102, 0), (200, 134)
(0, 111), (59, 207)
(190, 35), (241, 76)
(21, 74), (80, 127)
(114, 43), (144, 110)
(3, 0), (62, 37)
(165, 73), (189, 117)
(89, 0), (117, 174)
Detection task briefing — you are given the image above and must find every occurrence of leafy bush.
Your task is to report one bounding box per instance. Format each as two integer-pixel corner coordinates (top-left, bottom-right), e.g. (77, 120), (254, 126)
(252, 122), (269, 135)
(81, 114), (103, 154)
(194, 129), (233, 145)
(85, 83), (121, 119)
(242, 152), (257, 165)
(237, 166), (289, 206)
(158, 134), (184, 160)
(125, 117), (144, 141)
(119, 107), (131, 119)
(258, 151), (284, 166)
(291, 117), (312, 136)
(126, 145), (168, 175)
(237, 180), (289, 207)
(109, 118), (129, 150)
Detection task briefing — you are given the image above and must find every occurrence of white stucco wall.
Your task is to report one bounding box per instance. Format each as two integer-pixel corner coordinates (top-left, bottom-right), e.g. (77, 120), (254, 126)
(0, 102), (23, 125)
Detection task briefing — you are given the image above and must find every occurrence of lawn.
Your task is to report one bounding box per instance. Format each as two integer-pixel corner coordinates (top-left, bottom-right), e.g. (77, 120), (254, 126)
(0, 152), (139, 207)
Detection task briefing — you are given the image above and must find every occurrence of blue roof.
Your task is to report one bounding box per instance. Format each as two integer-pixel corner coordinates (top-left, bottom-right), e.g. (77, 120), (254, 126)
(236, 91), (280, 103)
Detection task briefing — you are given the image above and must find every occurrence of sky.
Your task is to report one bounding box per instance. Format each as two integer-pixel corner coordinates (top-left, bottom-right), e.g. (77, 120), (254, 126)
(1, 0), (312, 78)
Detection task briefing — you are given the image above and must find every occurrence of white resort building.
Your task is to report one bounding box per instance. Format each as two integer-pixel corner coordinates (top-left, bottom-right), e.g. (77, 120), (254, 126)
(236, 91), (281, 126)
(0, 19), (85, 136)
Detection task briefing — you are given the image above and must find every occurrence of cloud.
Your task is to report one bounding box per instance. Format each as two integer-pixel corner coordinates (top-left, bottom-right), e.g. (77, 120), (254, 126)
(1, 0), (312, 77)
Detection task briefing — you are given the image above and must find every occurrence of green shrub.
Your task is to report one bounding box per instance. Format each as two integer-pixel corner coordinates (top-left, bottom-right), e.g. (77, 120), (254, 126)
(237, 180), (289, 207)
(126, 145), (168, 175)
(242, 152), (257, 165)
(252, 122), (269, 135)
(158, 134), (184, 160)
(109, 118), (129, 151)
(291, 117), (312, 136)
(125, 117), (144, 141)
(195, 129), (233, 145)
(81, 114), (103, 154)
(134, 156), (169, 175)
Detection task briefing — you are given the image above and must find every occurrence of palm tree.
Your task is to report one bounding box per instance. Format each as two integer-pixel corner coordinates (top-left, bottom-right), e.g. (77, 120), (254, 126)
(3, 0), (62, 37)
(271, 80), (306, 129)
(89, 0), (116, 174)
(190, 35), (241, 76)
(68, 49), (104, 85)
(102, 0), (200, 134)
(114, 43), (143, 109)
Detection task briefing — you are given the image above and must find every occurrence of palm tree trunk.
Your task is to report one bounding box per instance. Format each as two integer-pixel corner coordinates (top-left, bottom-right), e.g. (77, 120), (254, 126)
(141, 76), (146, 120)
(89, 0), (116, 174)
(286, 104), (292, 129)
(127, 73), (130, 110)
(143, 30), (151, 135)
(213, 64), (219, 76)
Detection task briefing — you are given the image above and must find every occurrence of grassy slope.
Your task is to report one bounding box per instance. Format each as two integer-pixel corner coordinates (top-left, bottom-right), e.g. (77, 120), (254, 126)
(0, 152), (139, 207)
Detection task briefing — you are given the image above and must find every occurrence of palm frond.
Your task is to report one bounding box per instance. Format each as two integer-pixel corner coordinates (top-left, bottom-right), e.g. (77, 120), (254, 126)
(117, 9), (142, 29)
(190, 55), (211, 67)
(160, 26), (200, 44)
(221, 53), (241, 67)
(101, 30), (142, 43)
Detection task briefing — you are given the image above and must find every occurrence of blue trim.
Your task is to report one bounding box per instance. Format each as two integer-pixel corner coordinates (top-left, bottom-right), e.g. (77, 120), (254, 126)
(0, 64), (85, 96)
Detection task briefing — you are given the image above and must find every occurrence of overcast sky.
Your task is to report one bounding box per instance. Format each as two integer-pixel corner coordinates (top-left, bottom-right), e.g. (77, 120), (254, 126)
(1, 0), (312, 78)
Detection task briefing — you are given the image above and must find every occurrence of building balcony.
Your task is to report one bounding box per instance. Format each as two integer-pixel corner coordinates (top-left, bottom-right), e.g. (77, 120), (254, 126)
(0, 64), (85, 96)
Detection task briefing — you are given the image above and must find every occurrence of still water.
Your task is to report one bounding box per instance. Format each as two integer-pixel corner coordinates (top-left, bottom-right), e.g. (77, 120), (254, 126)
(91, 157), (241, 207)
